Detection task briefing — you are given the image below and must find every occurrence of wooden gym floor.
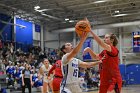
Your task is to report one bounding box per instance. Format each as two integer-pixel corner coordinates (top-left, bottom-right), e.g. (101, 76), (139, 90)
(83, 85), (140, 93)
(9, 85), (140, 93)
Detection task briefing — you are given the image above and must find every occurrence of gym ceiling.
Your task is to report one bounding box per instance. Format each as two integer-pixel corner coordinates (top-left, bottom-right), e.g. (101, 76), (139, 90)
(0, 0), (140, 31)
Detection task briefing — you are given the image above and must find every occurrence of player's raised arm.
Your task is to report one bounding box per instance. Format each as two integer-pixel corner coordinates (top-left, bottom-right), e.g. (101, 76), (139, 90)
(90, 31), (111, 52)
(83, 47), (100, 60)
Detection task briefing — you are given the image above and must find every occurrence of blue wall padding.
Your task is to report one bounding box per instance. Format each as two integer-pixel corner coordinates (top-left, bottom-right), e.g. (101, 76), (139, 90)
(126, 64), (140, 84)
(119, 64), (126, 80)
(35, 24), (41, 32)
(16, 18), (33, 44)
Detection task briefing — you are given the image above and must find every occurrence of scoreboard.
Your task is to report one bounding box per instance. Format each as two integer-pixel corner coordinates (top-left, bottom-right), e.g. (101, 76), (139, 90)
(132, 32), (140, 52)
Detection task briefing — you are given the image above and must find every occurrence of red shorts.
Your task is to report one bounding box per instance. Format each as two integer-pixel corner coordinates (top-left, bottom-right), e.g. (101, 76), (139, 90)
(99, 82), (122, 93)
(52, 77), (62, 91)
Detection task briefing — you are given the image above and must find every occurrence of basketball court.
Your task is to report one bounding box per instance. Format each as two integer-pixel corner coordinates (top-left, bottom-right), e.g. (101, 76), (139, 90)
(83, 85), (140, 93)
(9, 85), (140, 93)
(0, 0), (140, 93)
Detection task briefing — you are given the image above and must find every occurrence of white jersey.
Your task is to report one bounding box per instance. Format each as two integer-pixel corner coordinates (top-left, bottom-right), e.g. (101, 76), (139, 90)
(61, 53), (82, 84)
(60, 53), (82, 93)
(41, 64), (52, 82)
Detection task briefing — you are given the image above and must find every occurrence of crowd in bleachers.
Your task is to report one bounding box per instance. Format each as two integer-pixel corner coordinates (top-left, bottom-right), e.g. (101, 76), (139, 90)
(0, 41), (100, 92)
(79, 67), (100, 91)
(0, 41), (59, 90)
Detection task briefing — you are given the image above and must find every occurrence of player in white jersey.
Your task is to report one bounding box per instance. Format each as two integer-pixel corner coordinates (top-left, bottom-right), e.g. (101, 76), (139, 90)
(60, 32), (102, 93)
(39, 58), (52, 93)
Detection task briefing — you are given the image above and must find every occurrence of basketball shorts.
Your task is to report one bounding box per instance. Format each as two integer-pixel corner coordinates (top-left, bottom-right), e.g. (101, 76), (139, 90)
(52, 77), (62, 91)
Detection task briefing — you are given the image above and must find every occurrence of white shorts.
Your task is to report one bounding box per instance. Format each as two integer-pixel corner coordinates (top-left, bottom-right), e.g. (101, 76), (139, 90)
(60, 83), (82, 93)
(43, 77), (52, 83)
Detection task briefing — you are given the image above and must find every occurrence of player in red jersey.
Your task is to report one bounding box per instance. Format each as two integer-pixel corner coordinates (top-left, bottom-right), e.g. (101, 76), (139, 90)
(48, 52), (63, 93)
(84, 32), (122, 93)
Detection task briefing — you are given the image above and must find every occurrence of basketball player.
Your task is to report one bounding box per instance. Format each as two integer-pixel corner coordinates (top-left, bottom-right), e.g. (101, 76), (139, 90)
(48, 60), (63, 93)
(39, 58), (52, 93)
(84, 31), (122, 93)
(47, 51), (64, 93)
(60, 32), (102, 93)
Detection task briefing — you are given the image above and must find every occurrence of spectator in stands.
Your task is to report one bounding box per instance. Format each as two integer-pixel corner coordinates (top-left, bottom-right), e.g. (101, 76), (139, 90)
(14, 67), (21, 84)
(22, 64), (33, 93)
(7, 74), (14, 87)
(32, 68), (38, 87)
(84, 68), (93, 88)
(9, 42), (14, 54)
(0, 59), (5, 72)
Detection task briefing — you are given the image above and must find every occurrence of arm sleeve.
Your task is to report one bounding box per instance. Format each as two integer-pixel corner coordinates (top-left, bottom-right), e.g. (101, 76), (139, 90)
(48, 64), (56, 76)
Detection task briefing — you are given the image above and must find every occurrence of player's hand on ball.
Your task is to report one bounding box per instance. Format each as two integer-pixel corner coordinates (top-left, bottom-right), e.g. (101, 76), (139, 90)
(80, 31), (88, 41)
(75, 18), (91, 37)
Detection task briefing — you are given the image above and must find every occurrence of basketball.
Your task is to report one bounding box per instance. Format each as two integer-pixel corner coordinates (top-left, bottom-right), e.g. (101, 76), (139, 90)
(75, 18), (91, 37)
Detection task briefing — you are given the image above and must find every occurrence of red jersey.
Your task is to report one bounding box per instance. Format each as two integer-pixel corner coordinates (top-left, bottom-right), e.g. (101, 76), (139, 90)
(99, 45), (122, 85)
(48, 60), (63, 78)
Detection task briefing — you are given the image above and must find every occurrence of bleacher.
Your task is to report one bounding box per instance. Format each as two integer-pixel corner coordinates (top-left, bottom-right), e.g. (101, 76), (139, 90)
(0, 74), (7, 88)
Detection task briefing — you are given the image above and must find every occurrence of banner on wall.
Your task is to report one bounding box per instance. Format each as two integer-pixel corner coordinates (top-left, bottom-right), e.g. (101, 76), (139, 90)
(16, 18), (33, 52)
(132, 32), (140, 52)
(35, 24), (41, 32)
(16, 18), (33, 44)
(82, 38), (92, 61)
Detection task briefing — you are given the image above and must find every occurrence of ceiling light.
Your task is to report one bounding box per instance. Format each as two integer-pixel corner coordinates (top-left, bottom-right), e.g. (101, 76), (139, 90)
(34, 6), (40, 10)
(69, 20), (74, 23)
(65, 18), (69, 21)
(94, 0), (107, 4)
(41, 13), (46, 16)
(115, 10), (120, 13)
(35, 9), (52, 12)
(113, 14), (128, 17)
(38, 9), (52, 12)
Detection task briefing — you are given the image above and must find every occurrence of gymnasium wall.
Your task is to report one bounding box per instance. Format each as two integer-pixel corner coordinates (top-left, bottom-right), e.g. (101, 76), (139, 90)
(59, 33), (73, 46)
(122, 26), (140, 64)
(44, 30), (59, 49)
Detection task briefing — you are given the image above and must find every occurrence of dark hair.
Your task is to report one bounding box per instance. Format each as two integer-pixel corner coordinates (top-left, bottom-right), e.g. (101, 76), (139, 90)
(110, 33), (118, 46)
(25, 64), (30, 70)
(60, 45), (66, 54)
